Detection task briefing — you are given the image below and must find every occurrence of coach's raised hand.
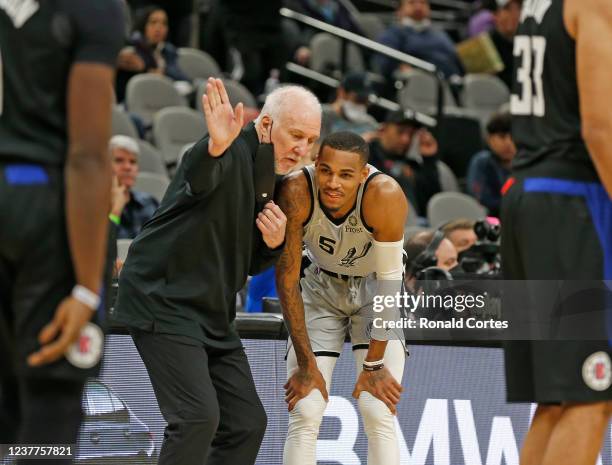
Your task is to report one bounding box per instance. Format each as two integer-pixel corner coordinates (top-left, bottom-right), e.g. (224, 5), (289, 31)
(201, 77), (244, 157)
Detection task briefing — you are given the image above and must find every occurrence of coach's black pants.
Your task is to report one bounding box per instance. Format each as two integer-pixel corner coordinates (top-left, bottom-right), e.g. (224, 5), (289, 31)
(131, 330), (267, 465)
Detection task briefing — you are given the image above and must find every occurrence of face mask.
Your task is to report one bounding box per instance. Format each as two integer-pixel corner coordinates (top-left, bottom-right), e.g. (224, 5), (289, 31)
(341, 101), (370, 123)
(401, 17), (432, 31)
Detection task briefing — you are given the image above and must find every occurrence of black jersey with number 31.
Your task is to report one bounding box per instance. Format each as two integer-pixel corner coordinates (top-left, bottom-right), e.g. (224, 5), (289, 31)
(0, 0), (123, 166)
(511, 0), (596, 179)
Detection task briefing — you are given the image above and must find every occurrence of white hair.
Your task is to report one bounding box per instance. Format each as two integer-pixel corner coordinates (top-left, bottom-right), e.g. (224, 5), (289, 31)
(109, 134), (140, 157)
(255, 85), (322, 125)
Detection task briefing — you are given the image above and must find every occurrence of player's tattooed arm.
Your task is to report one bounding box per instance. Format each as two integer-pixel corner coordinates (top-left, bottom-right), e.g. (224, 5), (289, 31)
(276, 172), (313, 368)
(276, 172), (329, 410)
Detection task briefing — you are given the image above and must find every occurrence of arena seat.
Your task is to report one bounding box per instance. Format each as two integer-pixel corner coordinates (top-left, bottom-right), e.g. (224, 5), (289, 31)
(133, 172), (171, 203)
(153, 107), (207, 166)
(309, 32), (365, 74)
(177, 47), (223, 81)
(396, 70), (457, 115)
(116, 239), (132, 263)
(427, 192), (487, 228)
(196, 78), (257, 112)
(462, 74), (510, 131)
(111, 106), (139, 139)
(353, 13), (386, 40)
(125, 74), (187, 127)
(135, 140), (167, 176)
(437, 160), (461, 192)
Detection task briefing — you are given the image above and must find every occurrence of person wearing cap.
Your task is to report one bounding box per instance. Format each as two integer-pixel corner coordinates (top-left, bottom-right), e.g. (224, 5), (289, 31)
(108, 135), (160, 240)
(321, 72), (379, 140)
(368, 109), (442, 217)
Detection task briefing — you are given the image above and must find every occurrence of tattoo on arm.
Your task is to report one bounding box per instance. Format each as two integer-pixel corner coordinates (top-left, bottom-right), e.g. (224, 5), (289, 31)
(275, 177), (314, 368)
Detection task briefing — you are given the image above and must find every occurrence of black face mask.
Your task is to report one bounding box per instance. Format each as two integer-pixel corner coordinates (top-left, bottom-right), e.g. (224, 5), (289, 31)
(254, 143), (276, 211)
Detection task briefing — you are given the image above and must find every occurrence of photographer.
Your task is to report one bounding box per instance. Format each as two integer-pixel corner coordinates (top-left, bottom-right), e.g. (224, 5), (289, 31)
(404, 230), (458, 289)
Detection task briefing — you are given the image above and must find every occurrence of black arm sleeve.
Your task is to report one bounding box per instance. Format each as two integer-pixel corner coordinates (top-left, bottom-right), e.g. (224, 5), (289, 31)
(414, 156), (442, 216)
(69, 0), (125, 66)
(181, 135), (236, 197)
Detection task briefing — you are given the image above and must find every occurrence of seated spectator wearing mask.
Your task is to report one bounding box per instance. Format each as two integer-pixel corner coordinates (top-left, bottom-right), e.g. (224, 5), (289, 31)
(440, 219), (477, 253)
(368, 109), (441, 216)
(109, 135), (160, 240)
(375, 0), (464, 79)
(467, 111), (515, 217)
(321, 72), (379, 139)
(115, 5), (190, 101)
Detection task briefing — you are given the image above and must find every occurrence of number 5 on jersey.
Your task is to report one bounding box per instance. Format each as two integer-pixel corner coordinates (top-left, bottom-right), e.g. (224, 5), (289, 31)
(319, 236), (336, 255)
(511, 35), (546, 117)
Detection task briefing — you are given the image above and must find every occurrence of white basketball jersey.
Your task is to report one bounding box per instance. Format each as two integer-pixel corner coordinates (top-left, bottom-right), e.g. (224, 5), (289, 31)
(302, 164), (381, 277)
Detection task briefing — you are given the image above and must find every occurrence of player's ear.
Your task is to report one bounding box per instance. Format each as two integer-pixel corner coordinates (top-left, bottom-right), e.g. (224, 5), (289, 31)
(360, 164), (369, 182)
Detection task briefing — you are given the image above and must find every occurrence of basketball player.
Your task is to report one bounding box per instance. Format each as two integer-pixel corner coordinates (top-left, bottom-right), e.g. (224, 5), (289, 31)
(276, 131), (408, 465)
(0, 0), (123, 462)
(501, 1), (612, 464)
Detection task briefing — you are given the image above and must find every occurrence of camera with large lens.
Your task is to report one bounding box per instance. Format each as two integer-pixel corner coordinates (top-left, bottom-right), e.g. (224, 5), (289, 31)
(454, 219), (502, 277)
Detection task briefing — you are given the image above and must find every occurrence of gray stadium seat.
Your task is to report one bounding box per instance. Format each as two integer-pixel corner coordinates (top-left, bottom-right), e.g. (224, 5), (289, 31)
(133, 172), (170, 203)
(116, 239), (132, 262)
(177, 47), (223, 81)
(353, 13), (386, 40)
(462, 74), (510, 130)
(397, 70), (456, 115)
(125, 74), (187, 126)
(427, 192), (487, 228)
(437, 160), (460, 192)
(136, 140), (167, 176)
(309, 32), (365, 74)
(111, 106), (139, 139)
(196, 79), (257, 112)
(153, 107), (207, 166)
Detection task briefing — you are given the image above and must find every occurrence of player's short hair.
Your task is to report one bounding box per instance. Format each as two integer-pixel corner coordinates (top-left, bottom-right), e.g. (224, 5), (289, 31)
(109, 135), (140, 158)
(486, 111), (511, 135)
(440, 218), (476, 236)
(319, 131), (370, 165)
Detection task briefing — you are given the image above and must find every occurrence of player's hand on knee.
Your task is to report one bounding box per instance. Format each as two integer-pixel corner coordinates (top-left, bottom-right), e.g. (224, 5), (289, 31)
(257, 201), (287, 249)
(284, 365), (329, 412)
(202, 78), (244, 157)
(27, 297), (94, 367)
(352, 367), (403, 415)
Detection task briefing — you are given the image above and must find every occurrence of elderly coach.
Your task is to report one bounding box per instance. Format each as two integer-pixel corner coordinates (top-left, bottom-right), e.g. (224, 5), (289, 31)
(114, 78), (321, 465)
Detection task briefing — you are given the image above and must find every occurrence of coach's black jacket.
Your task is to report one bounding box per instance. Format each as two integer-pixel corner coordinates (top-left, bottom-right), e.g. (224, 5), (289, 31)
(114, 123), (281, 348)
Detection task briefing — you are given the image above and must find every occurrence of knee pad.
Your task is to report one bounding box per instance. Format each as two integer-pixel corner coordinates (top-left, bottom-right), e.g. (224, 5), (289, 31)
(358, 392), (395, 431)
(289, 389), (327, 429)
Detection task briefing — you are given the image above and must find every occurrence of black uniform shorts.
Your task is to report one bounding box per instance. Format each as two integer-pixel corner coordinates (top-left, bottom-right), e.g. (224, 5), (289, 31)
(501, 174), (612, 403)
(0, 163), (105, 381)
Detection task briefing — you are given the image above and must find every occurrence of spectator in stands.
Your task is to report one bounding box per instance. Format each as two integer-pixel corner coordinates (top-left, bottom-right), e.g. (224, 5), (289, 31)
(486, 0), (521, 89)
(285, 0), (365, 67)
(321, 72), (379, 139)
(440, 219), (477, 253)
(115, 5), (189, 101)
(129, 0), (194, 47)
(404, 230), (458, 285)
(109, 135), (160, 240)
(375, 0), (464, 79)
(217, 0), (288, 97)
(467, 111), (515, 217)
(368, 109), (441, 217)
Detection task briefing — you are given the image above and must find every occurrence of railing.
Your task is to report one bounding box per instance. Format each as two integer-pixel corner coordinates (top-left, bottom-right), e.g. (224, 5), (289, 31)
(280, 7), (446, 117)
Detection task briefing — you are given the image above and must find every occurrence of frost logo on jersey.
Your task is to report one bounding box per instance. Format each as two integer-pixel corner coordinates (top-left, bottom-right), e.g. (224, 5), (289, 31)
(582, 351), (612, 392)
(345, 215), (363, 234)
(65, 322), (104, 369)
(0, 0), (39, 28)
(339, 241), (372, 267)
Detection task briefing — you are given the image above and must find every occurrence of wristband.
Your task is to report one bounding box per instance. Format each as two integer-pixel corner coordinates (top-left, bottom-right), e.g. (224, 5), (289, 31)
(363, 359), (384, 367)
(72, 285), (100, 311)
(363, 363), (385, 372)
(109, 213), (120, 225)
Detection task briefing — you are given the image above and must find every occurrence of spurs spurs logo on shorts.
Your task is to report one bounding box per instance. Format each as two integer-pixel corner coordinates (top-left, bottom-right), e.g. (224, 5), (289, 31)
(582, 351), (612, 392)
(65, 322), (104, 369)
